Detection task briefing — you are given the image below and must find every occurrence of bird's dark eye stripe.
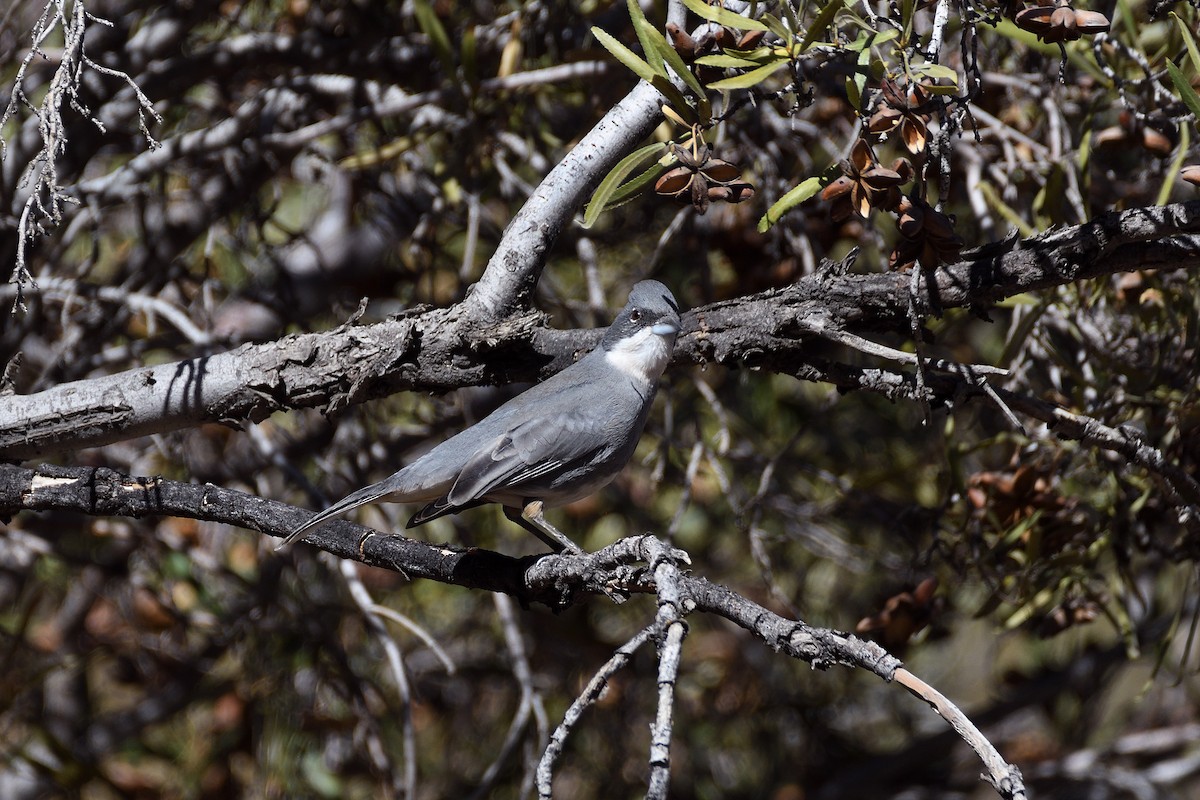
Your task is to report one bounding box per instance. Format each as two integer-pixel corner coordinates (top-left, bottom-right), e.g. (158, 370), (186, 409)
(662, 294), (680, 314)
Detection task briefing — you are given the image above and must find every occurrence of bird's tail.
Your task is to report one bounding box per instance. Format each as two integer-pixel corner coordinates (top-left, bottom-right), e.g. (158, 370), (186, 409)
(275, 480), (397, 551)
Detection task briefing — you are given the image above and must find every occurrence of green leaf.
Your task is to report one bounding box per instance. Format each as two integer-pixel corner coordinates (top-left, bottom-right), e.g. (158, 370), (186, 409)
(637, 15), (707, 101)
(872, 27), (900, 47)
(606, 158), (670, 207)
(757, 174), (826, 232)
(461, 25), (477, 87)
(628, 0), (665, 74)
(902, 0), (917, 41)
(1169, 12), (1200, 76)
(592, 26), (658, 84)
(1166, 59), (1200, 122)
(1155, 125), (1190, 205)
(800, 0), (847, 53)
(707, 58), (790, 90)
(916, 63), (959, 83)
(650, 75), (698, 123)
(681, 0), (770, 31)
(413, 0), (455, 74)
(583, 142), (668, 228)
(695, 53), (764, 68)
(977, 180), (1036, 238)
(761, 13), (792, 41)
(844, 35), (870, 111)
(845, 73), (863, 110)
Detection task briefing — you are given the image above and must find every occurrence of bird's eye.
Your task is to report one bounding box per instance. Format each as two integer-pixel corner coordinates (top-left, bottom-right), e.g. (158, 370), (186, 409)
(629, 309), (642, 323)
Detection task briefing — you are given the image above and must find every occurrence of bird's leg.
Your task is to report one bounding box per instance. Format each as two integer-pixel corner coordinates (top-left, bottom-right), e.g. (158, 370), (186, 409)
(505, 502), (585, 555)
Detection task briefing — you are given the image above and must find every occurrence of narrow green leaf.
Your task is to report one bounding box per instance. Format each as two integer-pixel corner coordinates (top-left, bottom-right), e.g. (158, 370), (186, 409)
(1169, 12), (1200, 76)
(779, 2), (802, 38)
(592, 26), (657, 84)
(1155, 125), (1190, 206)
(1166, 59), (1200, 122)
(628, 0), (665, 74)
(649, 75), (698, 123)
(707, 58), (789, 90)
(694, 53), (764, 68)
(638, 17), (706, 99)
(872, 28), (900, 47)
(583, 142), (668, 227)
(681, 0), (770, 31)
(916, 63), (959, 83)
(413, 0), (455, 74)
(844, 29), (872, 53)
(607, 159), (670, 207)
(800, 0), (847, 53)
(977, 180), (1036, 238)
(845, 73), (863, 110)
(845, 36), (870, 111)
(757, 174), (825, 232)
(461, 26), (477, 87)
(923, 82), (960, 96)
(902, 0), (916, 41)
(761, 13), (792, 41)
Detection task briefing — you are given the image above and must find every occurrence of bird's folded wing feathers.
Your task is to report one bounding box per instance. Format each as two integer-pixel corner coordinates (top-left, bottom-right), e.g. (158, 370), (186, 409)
(446, 410), (607, 506)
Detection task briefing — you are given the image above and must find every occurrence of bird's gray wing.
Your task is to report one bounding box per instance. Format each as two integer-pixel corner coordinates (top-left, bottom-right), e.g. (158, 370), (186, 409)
(445, 407), (609, 507)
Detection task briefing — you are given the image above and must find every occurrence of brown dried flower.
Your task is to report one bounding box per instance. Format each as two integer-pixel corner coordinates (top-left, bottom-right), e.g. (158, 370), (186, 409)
(655, 141), (755, 214)
(821, 139), (913, 221)
(1015, 0), (1109, 44)
(889, 195), (963, 270)
(868, 80), (933, 156)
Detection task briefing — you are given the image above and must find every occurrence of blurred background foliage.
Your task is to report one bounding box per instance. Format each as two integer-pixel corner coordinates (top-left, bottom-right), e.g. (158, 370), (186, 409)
(1, 0), (1199, 797)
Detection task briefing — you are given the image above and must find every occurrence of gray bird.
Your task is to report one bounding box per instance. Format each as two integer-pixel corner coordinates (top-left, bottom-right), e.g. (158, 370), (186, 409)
(278, 280), (681, 553)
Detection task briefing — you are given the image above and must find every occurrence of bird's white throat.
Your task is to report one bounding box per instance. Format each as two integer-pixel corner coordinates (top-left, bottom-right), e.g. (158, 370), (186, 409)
(604, 327), (674, 384)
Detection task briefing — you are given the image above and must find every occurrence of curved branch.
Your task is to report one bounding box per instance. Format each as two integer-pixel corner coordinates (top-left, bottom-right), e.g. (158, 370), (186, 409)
(463, 2), (688, 320)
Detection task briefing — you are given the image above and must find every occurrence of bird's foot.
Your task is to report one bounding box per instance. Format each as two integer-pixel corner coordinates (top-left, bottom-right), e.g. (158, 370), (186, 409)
(577, 535), (692, 603)
(588, 535), (691, 573)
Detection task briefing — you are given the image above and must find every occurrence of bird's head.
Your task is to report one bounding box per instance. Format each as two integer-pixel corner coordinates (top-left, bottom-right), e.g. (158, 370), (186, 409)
(601, 280), (681, 384)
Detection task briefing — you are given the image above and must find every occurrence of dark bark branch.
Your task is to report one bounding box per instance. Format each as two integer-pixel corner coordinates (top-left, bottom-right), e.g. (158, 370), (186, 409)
(3, 202), (1198, 459)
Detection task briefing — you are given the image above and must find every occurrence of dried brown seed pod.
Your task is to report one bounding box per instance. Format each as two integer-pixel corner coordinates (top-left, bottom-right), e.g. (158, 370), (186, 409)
(702, 159), (743, 184)
(1014, 5), (1054, 33)
(820, 175), (854, 201)
(1142, 127), (1174, 156)
(1073, 9), (1110, 33)
(655, 166), (694, 196)
(665, 22), (697, 60)
(735, 29), (766, 49)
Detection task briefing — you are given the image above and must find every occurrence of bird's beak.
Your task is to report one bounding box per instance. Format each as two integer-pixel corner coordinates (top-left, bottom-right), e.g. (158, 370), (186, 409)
(652, 320), (680, 337)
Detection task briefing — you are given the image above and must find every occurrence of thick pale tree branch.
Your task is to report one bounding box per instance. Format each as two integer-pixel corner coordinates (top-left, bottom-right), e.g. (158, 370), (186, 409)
(2, 202), (1199, 459)
(0, 460), (1025, 799)
(462, 2), (688, 320)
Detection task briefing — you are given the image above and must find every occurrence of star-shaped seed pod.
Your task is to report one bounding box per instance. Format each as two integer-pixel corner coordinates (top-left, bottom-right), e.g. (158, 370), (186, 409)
(868, 80), (934, 156)
(889, 195), (964, 270)
(820, 139), (913, 221)
(1014, 0), (1109, 44)
(654, 141), (755, 214)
